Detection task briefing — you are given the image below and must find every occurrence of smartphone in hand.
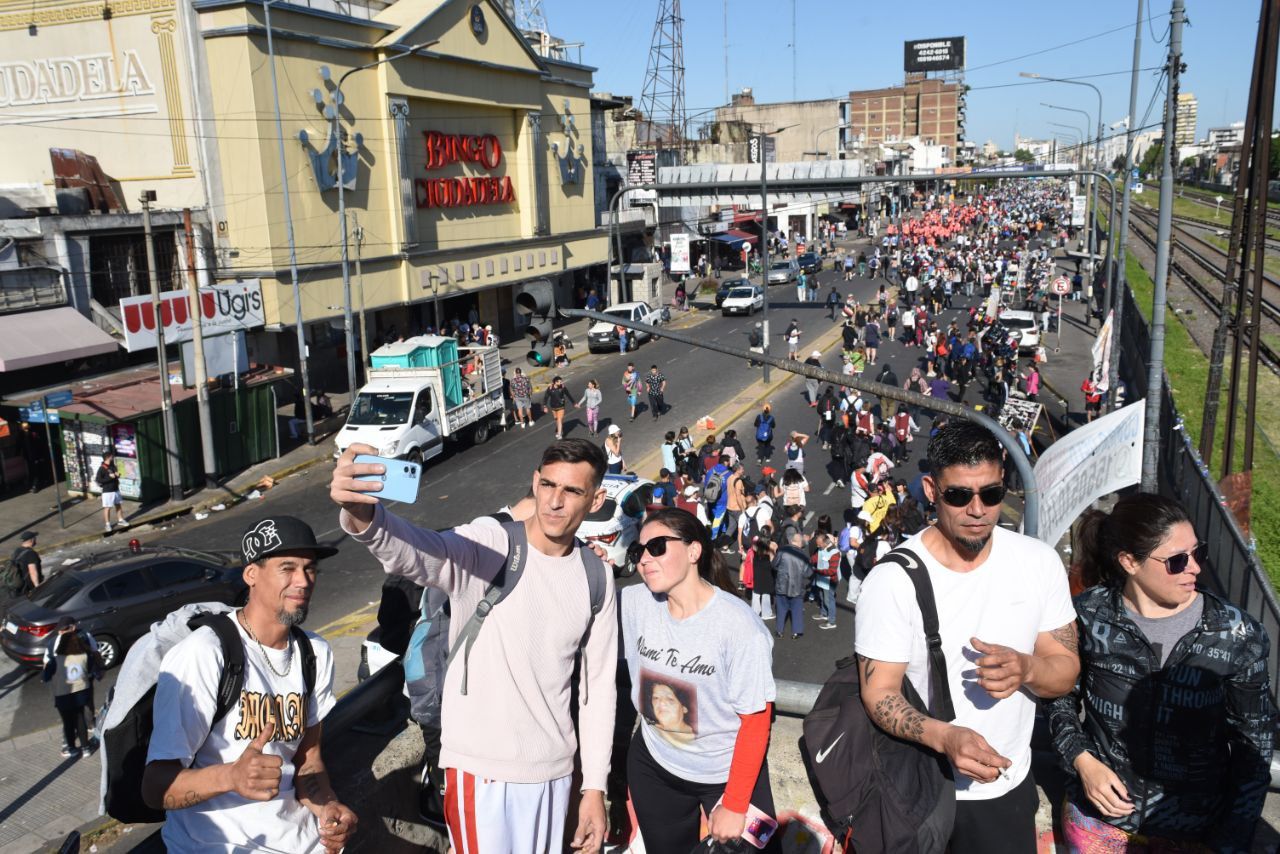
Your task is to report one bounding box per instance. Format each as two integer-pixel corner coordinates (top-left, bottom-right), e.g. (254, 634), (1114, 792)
(354, 454), (422, 504)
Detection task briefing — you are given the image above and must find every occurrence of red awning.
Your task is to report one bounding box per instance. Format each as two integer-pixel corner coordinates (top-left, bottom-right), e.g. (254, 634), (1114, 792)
(731, 211), (761, 223)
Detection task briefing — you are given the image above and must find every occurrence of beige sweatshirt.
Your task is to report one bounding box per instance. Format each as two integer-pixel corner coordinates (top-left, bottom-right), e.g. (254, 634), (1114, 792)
(342, 504), (617, 791)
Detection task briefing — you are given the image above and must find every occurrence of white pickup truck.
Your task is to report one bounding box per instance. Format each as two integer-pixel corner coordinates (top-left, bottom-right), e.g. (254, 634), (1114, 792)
(334, 337), (506, 463)
(586, 301), (665, 353)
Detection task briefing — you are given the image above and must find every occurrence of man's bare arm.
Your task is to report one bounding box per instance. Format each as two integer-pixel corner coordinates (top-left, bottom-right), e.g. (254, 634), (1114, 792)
(293, 724), (337, 814)
(970, 621), (1080, 700)
(858, 654), (1010, 783)
(141, 718), (282, 811)
(141, 760), (231, 810)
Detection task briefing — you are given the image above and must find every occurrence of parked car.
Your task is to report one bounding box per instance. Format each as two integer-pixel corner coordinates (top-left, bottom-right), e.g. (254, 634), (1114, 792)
(586, 302), (663, 353)
(715, 278), (751, 307)
(796, 252), (822, 274)
(2, 545), (246, 670)
(578, 474), (657, 577)
(999, 309), (1043, 354)
(721, 284), (764, 316)
(766, 259), (800, 285)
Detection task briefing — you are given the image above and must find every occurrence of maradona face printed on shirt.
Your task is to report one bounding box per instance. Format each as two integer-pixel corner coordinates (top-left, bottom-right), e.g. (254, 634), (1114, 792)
(639, 668), (698, 749)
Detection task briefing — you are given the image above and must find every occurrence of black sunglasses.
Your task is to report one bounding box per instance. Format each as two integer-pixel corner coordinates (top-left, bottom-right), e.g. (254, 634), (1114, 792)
(939, 484), (1007, 508)
(1145, 542), (1208, 575)
(626, 535), (687, 565)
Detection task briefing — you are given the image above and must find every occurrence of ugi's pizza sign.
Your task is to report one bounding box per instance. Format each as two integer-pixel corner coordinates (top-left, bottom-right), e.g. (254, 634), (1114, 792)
(118, 281), (264, 352)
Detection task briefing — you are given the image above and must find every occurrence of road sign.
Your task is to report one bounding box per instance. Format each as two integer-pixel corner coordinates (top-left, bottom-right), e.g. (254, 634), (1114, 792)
(1051, 276), (1071, 296)
(44, 390), (73, 408)
(19, 402), (58, 424)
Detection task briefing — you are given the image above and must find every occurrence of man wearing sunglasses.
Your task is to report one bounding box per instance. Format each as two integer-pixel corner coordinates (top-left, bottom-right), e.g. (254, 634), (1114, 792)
(331, 439), (616, 854)
(854, 419), (1079, 854)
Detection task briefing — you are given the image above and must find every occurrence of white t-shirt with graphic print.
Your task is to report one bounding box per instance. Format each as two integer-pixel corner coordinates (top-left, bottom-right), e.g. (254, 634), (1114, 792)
(147, 616), (336, 853)
(620, 585), (775, 784)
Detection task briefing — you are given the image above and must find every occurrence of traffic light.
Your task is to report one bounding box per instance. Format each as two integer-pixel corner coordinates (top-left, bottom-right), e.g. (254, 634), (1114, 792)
(517, 281), (555, 367)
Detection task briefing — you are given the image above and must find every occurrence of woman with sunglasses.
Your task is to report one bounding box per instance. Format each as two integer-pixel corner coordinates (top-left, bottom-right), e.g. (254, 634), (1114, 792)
(619, 508), (779, 852)
(1048, 493), (1274, 853)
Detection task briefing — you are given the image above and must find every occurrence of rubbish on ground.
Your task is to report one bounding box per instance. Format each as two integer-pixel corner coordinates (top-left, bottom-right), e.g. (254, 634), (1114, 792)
(211, 503), (227, 511)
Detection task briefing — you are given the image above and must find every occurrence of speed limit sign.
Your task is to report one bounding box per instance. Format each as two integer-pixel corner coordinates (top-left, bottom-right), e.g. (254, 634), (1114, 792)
(1051, 276), (1071, 296)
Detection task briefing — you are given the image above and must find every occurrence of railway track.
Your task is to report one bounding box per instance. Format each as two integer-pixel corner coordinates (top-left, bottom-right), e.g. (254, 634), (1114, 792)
(1168, 212), (1280, 254)
(1157, 182), (1280, 231)
(1123, 202), (1280, 371)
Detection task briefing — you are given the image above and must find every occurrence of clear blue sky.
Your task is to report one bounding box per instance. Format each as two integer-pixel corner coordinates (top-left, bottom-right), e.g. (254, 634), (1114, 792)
(549, 1), (1264, 150)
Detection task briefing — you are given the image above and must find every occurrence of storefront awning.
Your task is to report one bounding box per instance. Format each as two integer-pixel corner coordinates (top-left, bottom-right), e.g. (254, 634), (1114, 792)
(0, 307), (118, 371)
(710, 229), (758, 246)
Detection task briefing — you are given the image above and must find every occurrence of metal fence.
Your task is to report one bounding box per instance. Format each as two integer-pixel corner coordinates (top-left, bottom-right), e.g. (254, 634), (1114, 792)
(1117, 285), (1280, 698)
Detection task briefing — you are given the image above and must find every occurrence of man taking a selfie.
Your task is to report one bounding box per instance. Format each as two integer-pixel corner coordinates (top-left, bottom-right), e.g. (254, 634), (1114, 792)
(330, 438), (616, 853)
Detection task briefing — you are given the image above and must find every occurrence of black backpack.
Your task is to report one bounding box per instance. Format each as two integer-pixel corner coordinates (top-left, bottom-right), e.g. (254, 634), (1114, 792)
(3, 549), (26, 597)
(800, 547), (956, 854)
(101, 609), (316, 824)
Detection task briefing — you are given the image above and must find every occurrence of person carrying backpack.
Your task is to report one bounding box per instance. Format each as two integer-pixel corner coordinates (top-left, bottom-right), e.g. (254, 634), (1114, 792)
(333, 439), (617, 854)
(783, 432), (808, 476)
(43, 616), (102, 758)
(702, 454), (733, 541)
(754, 405), (777, 465)
(5, 530), (42, 599)
(854, 420), (1079, 854)
(138, 515), (355, 853)
(620, 508), (779, 851)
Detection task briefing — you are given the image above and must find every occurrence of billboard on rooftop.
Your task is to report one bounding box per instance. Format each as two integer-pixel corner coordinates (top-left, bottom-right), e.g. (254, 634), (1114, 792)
(904, 37), (966, 73)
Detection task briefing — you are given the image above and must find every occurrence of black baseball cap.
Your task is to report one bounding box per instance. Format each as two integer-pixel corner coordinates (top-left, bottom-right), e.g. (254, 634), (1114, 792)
(240, 516), (339, 563)
(19, 530), (37, 542)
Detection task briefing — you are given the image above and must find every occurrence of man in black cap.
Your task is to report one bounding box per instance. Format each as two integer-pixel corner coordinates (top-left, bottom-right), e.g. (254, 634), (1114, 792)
(141, 516), (357, 853)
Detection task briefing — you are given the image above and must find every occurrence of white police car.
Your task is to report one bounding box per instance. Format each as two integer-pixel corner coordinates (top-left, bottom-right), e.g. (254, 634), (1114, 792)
(577, 474), (661, 578)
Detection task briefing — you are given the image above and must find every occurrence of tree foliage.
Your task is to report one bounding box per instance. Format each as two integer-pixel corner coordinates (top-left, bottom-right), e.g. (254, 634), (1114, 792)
(1014, 149), (1035, 163)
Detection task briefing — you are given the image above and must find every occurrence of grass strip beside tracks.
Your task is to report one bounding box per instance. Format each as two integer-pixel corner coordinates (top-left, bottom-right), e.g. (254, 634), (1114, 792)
(1121, 252), (1280, 588)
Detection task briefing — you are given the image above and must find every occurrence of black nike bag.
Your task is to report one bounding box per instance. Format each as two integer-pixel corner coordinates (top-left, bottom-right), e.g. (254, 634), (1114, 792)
(800, 548), (956, 854)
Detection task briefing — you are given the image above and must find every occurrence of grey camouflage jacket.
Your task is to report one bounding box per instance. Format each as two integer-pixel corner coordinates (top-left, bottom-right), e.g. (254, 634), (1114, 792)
(1048, 585), (1275, 852)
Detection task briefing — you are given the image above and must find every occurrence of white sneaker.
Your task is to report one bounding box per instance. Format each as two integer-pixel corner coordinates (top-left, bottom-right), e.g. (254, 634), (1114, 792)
(103, 524), (113, 533)
(116, 520), (130, 528)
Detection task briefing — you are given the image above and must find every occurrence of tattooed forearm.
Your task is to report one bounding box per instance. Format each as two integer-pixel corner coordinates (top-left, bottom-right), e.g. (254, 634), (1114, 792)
(295, 769), (335, 807)
(857, 654), (877, 682)
(163, 790), (204, 810)
(871, 693), (927, 743)
(1050, 622), (1079, 655)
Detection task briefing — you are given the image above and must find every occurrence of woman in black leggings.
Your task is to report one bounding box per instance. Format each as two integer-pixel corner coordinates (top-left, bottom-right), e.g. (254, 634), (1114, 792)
(618, 508), (782, 851)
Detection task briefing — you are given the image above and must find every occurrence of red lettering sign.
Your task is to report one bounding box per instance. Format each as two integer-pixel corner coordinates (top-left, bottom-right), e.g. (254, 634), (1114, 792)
(416, 130), (513, 211)
(422, 131), (503, 171)
(414, 176), (516, 210)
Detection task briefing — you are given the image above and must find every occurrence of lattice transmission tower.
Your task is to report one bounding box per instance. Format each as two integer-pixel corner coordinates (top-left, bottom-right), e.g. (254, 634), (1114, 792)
(637, 0), (687, 152)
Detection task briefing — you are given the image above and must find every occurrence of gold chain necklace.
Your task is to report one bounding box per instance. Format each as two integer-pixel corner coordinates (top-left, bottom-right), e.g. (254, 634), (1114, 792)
(237, 609), (292, 678)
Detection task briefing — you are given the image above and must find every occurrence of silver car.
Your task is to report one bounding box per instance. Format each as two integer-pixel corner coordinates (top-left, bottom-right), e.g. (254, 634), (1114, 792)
(767, 259), (799, 284)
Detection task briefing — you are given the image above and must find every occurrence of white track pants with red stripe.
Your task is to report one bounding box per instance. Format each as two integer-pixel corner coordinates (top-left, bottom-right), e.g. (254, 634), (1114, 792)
(443, 768), (572, 854)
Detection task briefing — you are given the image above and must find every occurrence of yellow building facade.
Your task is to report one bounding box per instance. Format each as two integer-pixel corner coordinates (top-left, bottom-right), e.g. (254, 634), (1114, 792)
(0, 0), (608, 367)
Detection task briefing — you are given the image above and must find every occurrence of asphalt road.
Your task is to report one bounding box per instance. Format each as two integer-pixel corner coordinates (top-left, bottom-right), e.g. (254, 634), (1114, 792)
(0, 242), (1012, 739)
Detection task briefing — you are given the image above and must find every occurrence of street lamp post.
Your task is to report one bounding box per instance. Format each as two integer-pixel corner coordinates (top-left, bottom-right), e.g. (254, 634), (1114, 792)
(1045, 103), (1101, 294)
(756, 124), (798, 384)
(1024, 72), (1104, 288)
(263, 0), (315, 444)
(331, 40), (437, 399)
(804, 122), (850, 158)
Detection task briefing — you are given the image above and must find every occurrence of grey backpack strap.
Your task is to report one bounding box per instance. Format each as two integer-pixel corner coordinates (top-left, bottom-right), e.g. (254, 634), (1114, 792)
(574, 540), (608, 705)
(445, 519), (530, 696)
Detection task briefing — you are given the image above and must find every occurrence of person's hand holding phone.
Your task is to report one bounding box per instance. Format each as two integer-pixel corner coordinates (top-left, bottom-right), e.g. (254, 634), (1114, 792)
(329, 444), (386, 533)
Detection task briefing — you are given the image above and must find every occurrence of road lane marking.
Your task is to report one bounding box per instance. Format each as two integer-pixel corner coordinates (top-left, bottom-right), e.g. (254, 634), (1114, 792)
(803, 511), (814, 526)
(823, 483), (836, 495)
